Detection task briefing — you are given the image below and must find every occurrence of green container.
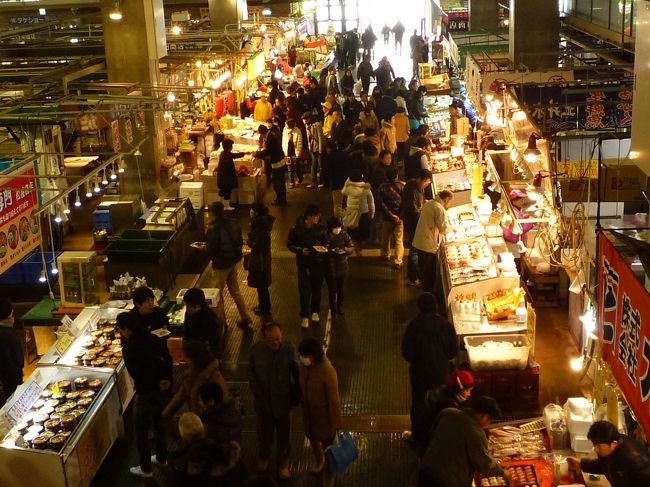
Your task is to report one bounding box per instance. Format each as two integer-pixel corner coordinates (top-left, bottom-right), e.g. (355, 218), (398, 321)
(105, 239), (170, 263)
(119, 230), (175, 241)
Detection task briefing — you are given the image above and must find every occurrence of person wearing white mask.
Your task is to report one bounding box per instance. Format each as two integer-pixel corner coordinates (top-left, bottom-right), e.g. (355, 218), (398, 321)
(324, 217), (353, 322)
(298, 338), (341, 487)
(0, 298), (23, 404)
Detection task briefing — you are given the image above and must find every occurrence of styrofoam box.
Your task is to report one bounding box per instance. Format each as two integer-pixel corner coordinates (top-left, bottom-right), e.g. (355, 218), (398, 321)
(179, 182), (204, 210)
(566, 397), (593, 416)
(238, 175), (258, 192)
(567, 411), (593, 436)
(570, 434), (592, 453)
(176, 288), (220, 307)
(463, 334), (530, 371)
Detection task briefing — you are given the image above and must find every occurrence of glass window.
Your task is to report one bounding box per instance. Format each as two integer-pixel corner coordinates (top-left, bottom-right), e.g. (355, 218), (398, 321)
(591, 0), (610, 28)
(609, 0), (623, 32)
(330, 4), (342, 20)
(316, 5), (329, 20)
(624, 0), (633, 36)
(346, 5), (358, 18)
(317, 20), (330, 33)
(574, 0), (591, 20)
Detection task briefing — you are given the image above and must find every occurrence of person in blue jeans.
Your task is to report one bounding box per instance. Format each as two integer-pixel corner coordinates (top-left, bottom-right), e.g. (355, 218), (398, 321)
(400, 168), (432, 286)
(287, 204), (329, 328)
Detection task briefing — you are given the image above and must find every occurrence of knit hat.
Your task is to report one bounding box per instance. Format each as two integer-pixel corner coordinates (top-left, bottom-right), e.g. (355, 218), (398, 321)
(447, 369), (475, 389)
(417, 292), (437, 313)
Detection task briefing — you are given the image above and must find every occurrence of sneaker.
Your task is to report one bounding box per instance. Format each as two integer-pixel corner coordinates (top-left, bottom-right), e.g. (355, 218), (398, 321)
(311, 312), (320, 323)
(151, 455), (167, 467)
(301, 317), (310, 329)
(381, 254), (391, 262)
(289, 183), (296, 189)
(317, 184), (325, 188)
(407, 279), (422, 288)
(306, 183), (316, 189)
(401, 430), (413, 441)
(129, 466), (153, 478)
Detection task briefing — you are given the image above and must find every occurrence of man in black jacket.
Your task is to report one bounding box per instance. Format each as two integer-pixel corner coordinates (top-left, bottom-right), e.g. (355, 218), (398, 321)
(287, 204), (329, 328)
(568, 420), (650, 486)
(401, 293), (458, 448)
(182, 287), (223, 355)
(117, 315), (173, 478)
(116, 286), (169, 334)
(255, 124), (287, 206)
(0, 298), (22, 404)
(401, 168), (432, 285)
(342, 92), (362, 125)
(206, 202), (253, 329)
(325, 140), (352, 218)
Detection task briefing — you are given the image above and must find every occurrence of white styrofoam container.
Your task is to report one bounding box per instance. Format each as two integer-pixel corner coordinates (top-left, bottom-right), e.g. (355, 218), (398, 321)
(176, 288), (220, 307)
(566, 397), (593, 416)
(463, 334), (530, 371)
(567, 411), (593, 436)
(179, 181), (204, 210)
(570, 434), (592, 453)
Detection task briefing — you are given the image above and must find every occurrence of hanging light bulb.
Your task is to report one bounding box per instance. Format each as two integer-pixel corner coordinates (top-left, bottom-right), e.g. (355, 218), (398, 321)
(523, 134), (542, 164)
(74, 189), (82, 207)
(93, 179), (101, 193)
(39, 270), (47, 283)
(110, 166), (117, 180)
(570, 356), (584, 372)
(54, 214), (63, 224)
(109, 1), (123, 21)
(209, 60), (216, 69)
(195, 60), (203, 68)
(51, 262), (59, 275)
(167, 92), (176, 103)
(63, 207), (71, 215)
(85, 182), (93, 198)
(102, 170), (109, 185)
(119, 160), (126, 173)
(172, 25), (181, 35)
(188, 79), (195, 87)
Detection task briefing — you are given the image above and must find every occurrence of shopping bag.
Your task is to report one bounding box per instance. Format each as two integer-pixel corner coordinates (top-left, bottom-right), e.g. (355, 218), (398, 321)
(325, 431), (358, 474)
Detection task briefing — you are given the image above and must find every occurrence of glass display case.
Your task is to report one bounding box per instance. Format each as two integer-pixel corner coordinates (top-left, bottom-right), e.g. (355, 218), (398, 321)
(57, 251), (99, 308)
(0, 365), (120, 487)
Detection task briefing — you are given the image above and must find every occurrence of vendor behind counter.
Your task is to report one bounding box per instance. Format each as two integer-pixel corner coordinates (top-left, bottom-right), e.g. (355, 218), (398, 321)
(116, 287), (169, 335)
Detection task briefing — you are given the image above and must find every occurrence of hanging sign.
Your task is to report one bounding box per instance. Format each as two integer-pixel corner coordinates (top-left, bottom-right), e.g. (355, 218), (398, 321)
(518, 83), (633, 134)
(597, 232), (650, 435)
(0, 163), (40, 276)
(111, 120), (121, 152)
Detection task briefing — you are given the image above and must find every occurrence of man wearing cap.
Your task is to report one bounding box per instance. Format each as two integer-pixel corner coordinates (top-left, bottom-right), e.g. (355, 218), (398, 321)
(503, 189), (533, 254)
(255, 125), (287, 206)
(420, 396), (508, 487)
(401, 293), (458, 447)
(254, 93), (273, 123)
(419, 369), (475, 447)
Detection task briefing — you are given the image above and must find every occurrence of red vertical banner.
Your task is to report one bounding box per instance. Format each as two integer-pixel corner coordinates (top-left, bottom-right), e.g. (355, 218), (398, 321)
(598, 232), (650, 434)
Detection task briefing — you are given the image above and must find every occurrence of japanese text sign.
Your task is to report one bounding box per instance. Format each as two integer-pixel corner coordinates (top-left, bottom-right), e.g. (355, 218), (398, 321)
(597, 232), (650, 435)
(0, 163), (40, 276)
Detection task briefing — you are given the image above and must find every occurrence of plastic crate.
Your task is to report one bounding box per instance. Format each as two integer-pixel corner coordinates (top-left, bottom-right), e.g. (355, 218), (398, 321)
(20, 251), (62, 284)
(105, 239), (170, 263)
(119, 229), (175, 241)
(464, 334), (530, 371)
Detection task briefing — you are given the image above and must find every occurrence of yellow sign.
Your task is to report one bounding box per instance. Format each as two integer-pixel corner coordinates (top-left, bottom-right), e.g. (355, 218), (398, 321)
(247, 52), (265, 80)
(557, 159), (598, 179)
(0, 163), (40, 276)
(55, 332), (75, 356)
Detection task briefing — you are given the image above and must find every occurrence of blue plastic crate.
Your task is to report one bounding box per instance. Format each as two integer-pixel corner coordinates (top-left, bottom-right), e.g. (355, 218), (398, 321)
(19, 251), (62, 283)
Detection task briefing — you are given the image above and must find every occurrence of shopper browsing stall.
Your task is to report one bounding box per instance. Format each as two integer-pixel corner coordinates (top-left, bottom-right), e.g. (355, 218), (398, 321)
(0, 298), (23, 404)
(217, 138), (247, 211)
(413, 190), (453, 297)
(116, 286), (170, 334)
(342, 169), (375, 257)
(401, 168), (433, 286)
(198, 382), (243, 445)
(116, 314), (173, 478)
(282, 118), (304, 189)
(255, 124), (287, 206)
(378, 167), (405, 269)
(325, 217), (354, 322)
(567, 420), (650, 486)
(253, 93), (273, 123)
(182, 287), (223, 354)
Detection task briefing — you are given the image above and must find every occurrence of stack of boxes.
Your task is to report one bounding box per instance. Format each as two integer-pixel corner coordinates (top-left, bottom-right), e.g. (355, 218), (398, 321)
(564, 397), (594, 453)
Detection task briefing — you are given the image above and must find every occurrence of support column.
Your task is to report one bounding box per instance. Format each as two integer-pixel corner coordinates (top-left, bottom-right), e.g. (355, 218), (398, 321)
(470, 0), (500, 31)
(630, 1), (650, 179)
(209, 0), (247, 30)
(100, 0), (167, 204)
(508, 0), (559, 70)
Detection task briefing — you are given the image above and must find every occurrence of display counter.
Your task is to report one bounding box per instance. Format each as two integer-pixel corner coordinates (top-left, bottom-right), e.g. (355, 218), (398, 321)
(0, 365), (120, 487)
(38, 308), (135, 412)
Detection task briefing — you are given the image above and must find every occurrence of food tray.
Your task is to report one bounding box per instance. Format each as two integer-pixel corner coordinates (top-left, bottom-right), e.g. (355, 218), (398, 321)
(464, 334), (530, 370)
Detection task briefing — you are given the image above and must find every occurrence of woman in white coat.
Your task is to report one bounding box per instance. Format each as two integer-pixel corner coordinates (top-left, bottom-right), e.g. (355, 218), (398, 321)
(341, 169), (375, 257)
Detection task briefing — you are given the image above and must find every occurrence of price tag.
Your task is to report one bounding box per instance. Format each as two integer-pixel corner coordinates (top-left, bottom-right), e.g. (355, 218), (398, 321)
(55, 332), (75, 356)
(61, 315), (74, 330)
(488, 211), (502, 227)
(7, 382), (42, 424)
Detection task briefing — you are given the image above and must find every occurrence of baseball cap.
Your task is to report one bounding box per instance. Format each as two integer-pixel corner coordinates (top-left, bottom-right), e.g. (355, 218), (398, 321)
(508, 189), (527, 200)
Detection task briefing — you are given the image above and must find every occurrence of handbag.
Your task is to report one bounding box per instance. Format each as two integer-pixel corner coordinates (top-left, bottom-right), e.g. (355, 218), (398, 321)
(325, 431), (358, 474)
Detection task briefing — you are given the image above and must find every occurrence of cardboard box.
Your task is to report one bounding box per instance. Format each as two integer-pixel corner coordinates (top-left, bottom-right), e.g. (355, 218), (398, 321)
(179, 182), (204, 210)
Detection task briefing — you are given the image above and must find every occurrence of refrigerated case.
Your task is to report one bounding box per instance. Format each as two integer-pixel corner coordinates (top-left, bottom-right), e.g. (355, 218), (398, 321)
(57, 252), (99, 308)
(38, 307), (135, 413)
(0, 365), (120, 487)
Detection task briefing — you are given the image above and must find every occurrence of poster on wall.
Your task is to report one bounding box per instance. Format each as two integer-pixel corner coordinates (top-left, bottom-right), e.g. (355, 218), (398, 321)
(597, 232), (650, 435)
(518, 82), (633, 134)
(0, 163), (40, 275)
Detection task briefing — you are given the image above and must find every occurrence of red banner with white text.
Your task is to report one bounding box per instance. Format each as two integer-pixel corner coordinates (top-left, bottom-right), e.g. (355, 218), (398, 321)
(597, 232), (650, 434)
(0, 163), (40, 275)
